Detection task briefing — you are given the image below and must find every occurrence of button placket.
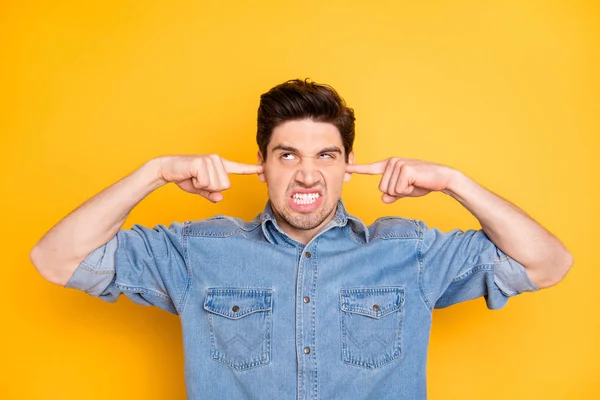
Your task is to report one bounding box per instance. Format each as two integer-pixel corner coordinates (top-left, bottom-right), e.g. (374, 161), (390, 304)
(296, 245), (318, 400)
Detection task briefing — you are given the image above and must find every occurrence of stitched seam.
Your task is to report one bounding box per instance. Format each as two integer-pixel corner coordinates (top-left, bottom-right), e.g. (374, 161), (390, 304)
(205, 307), (271, 319)
(340, 287), (403, 317)
(77, 262), (115, 274)
(184, 229), (241, 237)
(207, 288), (274, 295)
(371, 233), (421, 239)
(114, 283), (170, 300)
(296, 246), (303, 400)
(312, 240), (318, 400)
(178, 221), (192, 316)
(184, 216), (261, 238)
(340, 287), (403, 294)
(370, 217), (423, 240)
(339, 287), (405, 369)
(375, 216), (417, 223)
(206, 288), (273, 371)
(238, 221), (261, 232)
(417, 227), (434, 312)
(192, 215), (260, 229)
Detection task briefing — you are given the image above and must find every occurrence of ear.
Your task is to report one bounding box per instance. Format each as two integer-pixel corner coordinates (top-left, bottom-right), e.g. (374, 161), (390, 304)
(257, 151), (266, 183)
(344, 151), (355, 182)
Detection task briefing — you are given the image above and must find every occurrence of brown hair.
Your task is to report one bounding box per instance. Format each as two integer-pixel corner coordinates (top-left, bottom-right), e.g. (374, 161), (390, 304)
(257, 79), (355, 161)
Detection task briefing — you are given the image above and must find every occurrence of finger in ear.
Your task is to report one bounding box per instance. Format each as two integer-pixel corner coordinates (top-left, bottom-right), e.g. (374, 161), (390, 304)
(256, 152), (266, 183)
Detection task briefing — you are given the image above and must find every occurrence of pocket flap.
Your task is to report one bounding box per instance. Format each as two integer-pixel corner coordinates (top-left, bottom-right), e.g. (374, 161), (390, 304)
(204, 288), (273, 320)
(340, 287), (404, 319)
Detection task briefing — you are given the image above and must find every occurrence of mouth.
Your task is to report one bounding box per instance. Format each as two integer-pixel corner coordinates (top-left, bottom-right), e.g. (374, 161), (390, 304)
(291, 191), (321, 205)
(288, 190), (323, 211)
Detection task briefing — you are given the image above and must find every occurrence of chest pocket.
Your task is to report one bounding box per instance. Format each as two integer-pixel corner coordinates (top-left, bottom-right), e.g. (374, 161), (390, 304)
(340, 287), (405, 369)
(204, 288), (273, 371)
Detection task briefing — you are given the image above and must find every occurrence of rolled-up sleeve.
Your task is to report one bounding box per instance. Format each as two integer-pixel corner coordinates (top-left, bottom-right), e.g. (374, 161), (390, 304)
(419, 223), (539, 310)
(64, 222), (190, 315)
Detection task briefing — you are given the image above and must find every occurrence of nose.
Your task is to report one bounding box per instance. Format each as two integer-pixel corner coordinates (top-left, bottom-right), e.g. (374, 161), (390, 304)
(294, 159), (322, 187)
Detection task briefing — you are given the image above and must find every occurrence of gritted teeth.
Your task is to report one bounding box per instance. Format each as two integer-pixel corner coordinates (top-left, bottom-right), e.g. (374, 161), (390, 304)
(292, 192), (320, 205)
(292, 192), (320, 199)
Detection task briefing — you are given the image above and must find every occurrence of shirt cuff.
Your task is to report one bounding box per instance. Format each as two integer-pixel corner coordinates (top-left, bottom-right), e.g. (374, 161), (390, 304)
(493, 248), (540, 296)
(64, 235), (119, 298)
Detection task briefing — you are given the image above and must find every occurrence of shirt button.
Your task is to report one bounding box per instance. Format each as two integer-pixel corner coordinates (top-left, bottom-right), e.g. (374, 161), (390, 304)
(303, 296), (310, 303)
(232, 305), (239, 312)
(305, 251), (312, 258)
(372, 304), (380, 311)
(303, 347), (311, 355)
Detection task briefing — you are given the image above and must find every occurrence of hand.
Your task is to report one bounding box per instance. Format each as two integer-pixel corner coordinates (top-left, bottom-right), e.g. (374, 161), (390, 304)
(345, 157), (456, 203)
(158, 155), (263, 202)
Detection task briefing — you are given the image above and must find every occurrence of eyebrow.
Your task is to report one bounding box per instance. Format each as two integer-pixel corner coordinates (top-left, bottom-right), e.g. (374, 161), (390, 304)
(271, 145), (342, 154)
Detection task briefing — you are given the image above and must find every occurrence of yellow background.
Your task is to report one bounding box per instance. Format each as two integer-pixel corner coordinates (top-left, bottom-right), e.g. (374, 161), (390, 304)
(1, 1), (598, 398)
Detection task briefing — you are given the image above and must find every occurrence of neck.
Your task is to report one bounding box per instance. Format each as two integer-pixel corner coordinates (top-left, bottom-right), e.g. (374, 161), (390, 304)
(272, 205), (339, 245)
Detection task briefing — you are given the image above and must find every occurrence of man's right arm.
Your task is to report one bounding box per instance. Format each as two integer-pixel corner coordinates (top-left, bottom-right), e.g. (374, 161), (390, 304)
(29, 155), (262, 286)
(30, 158), (167, 286)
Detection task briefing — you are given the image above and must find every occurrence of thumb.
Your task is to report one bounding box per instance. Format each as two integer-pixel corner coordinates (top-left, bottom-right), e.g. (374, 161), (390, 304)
(199, 190), (224, 203)
(381, 193), (399, 204)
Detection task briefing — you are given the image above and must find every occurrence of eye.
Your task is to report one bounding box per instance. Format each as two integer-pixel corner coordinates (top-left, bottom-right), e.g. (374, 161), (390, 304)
(280, 153), (297, 161)
(319, 153), (335, 160)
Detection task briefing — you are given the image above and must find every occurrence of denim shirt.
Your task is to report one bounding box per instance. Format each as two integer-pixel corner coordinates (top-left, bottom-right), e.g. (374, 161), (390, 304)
(65, 201), (538, 399)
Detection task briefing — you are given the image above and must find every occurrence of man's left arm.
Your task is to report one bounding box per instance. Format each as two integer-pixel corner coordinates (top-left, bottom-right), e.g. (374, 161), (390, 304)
(442, 170), (573, 289)
(346, 158), (574, 289)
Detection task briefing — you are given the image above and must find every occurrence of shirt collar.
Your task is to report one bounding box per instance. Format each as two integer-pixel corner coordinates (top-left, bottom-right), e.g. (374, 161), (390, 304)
(260, 200), (370, 245)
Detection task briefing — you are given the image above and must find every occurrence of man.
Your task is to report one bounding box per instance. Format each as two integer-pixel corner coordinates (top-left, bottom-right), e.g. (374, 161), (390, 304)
(30, 79), (572, 399)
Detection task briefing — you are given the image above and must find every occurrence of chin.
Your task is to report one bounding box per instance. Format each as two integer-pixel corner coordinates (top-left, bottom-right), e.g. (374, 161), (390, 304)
(282, 203), (337, 231)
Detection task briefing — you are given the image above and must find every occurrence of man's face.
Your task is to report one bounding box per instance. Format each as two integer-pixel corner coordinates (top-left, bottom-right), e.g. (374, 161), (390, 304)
(259, 119), (353, 243)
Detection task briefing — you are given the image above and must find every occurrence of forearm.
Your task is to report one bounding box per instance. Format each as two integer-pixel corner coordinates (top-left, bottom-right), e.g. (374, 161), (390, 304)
(444, 171), (573, 288)
(30, 158), (167, 285)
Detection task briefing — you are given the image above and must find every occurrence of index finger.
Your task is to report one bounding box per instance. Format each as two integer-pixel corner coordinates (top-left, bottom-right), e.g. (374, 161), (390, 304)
(222, 159), (264, 175)
(345, 160), (388, 175)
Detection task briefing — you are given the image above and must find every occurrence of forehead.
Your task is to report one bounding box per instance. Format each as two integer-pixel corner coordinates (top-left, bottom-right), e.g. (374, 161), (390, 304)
(268, 119), (343, 151)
